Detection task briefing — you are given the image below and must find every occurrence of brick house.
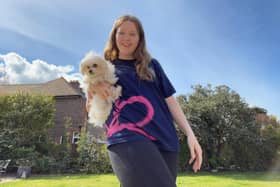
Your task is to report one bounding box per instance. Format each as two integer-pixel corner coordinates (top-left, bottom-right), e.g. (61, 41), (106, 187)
(0, 77), (104, 147)
(251, 107), (270, 130)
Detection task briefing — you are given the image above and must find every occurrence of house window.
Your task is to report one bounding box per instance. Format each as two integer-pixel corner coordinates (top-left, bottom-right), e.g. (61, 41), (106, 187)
(72, 132), (80, 144)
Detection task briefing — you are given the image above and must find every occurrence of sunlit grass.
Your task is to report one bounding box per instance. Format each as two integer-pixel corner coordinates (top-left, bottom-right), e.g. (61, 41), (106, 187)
(1, 172), (280, 187)
(177, 172), (280, 187)
(0, 174), (119, 187)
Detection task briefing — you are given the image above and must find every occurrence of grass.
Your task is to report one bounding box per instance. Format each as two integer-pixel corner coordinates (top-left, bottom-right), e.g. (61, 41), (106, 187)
(1, 172), (280, 187)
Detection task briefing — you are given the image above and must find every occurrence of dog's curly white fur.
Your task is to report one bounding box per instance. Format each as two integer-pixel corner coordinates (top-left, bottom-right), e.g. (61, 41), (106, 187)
(80, 51), (122, 126)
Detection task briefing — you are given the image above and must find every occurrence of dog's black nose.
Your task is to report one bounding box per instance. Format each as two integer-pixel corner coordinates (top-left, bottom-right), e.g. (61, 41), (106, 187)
(89, 70), (93, 74)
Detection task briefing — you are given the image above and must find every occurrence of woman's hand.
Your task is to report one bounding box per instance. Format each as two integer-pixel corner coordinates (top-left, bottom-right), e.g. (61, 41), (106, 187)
(86, 82), (113, 112)
(187, 134), (203, 173)
(88, 82), (113, 100)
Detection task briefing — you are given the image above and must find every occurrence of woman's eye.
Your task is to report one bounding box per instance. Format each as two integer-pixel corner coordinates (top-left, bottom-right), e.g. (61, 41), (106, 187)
(118, 32), (125, 35)
(129, 33), (136, 37)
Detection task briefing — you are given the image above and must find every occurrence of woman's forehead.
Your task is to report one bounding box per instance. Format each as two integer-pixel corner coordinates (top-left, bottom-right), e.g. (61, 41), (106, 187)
(117, 21), (138, 32)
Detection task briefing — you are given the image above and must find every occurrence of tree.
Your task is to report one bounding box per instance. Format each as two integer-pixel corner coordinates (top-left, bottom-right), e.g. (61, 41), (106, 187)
(177, 84), (256, 170)
(0, 128), (16, 160)
(0, 92), (55, 162)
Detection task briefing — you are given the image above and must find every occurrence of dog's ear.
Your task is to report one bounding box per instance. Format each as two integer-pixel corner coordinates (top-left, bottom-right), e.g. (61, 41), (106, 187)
(80, 62), (87, 75)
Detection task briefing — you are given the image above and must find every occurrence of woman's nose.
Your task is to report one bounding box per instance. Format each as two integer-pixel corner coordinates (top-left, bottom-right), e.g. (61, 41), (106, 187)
(122, 34), (131, 41)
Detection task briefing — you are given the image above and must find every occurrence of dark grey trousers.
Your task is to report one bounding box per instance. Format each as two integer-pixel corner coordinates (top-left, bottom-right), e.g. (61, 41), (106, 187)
(107, 140), (178, 187)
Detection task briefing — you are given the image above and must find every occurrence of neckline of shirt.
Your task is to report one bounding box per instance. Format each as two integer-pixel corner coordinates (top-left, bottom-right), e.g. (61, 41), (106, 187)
(114, 59), (137, 67)
(117, 58), (136, 62)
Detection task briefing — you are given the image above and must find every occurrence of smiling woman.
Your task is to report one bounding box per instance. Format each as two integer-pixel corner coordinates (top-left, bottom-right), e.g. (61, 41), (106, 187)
(85, 14), (203, 187)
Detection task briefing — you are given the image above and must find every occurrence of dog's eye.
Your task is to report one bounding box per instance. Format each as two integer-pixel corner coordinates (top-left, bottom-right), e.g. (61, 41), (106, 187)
(92, 64), (98, 68)
(87, 66), (90, 69)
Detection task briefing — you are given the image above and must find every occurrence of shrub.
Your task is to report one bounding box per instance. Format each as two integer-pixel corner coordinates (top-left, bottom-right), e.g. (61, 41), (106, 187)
(77, 129), (112, 174)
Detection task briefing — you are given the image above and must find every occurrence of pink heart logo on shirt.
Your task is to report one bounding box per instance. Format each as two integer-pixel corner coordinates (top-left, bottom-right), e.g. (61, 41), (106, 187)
(106, 96), (156, 140)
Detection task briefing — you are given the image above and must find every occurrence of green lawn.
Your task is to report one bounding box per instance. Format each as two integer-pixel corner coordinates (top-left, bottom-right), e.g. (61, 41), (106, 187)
(1, 172), (280, 187)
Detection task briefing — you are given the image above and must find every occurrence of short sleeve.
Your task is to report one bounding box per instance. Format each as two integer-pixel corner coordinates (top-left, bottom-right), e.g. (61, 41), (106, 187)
(151, 59), (176, 98)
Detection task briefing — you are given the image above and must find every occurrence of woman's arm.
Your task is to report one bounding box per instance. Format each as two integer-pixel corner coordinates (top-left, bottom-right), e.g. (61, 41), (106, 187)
(165, 95), (203, 172)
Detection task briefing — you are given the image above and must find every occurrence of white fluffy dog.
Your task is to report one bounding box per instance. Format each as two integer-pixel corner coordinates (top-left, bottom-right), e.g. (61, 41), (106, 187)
(80, 51), (122, 126)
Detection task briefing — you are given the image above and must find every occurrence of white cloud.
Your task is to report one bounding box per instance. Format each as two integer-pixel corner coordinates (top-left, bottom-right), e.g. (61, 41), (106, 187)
(0, 52), (81, 84)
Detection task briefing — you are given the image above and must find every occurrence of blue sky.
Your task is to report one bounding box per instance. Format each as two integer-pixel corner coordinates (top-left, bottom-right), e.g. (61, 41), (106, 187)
(0, 0), (279, 119)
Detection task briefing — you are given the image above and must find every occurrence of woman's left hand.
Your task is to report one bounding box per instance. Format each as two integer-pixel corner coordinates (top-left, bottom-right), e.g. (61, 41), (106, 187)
(187, 135), (203, 173)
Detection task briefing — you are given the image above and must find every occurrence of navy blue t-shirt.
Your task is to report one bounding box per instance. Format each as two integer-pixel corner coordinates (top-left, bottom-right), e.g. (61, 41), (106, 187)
(105, 58), (179, 152)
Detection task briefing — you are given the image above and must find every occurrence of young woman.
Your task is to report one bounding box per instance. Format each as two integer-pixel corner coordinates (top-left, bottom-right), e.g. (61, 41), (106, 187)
(87, 15), (202, 187)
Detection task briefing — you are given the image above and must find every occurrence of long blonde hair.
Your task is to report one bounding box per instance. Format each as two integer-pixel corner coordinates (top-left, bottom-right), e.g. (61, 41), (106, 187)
(104, 15), (154, 81)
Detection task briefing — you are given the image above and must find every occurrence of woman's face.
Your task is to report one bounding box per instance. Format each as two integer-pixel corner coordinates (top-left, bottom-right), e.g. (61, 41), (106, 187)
(116, 21), (140, 59)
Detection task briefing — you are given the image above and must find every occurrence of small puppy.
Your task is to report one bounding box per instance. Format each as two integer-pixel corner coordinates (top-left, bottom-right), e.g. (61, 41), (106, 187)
(80, 51), (121, 126)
